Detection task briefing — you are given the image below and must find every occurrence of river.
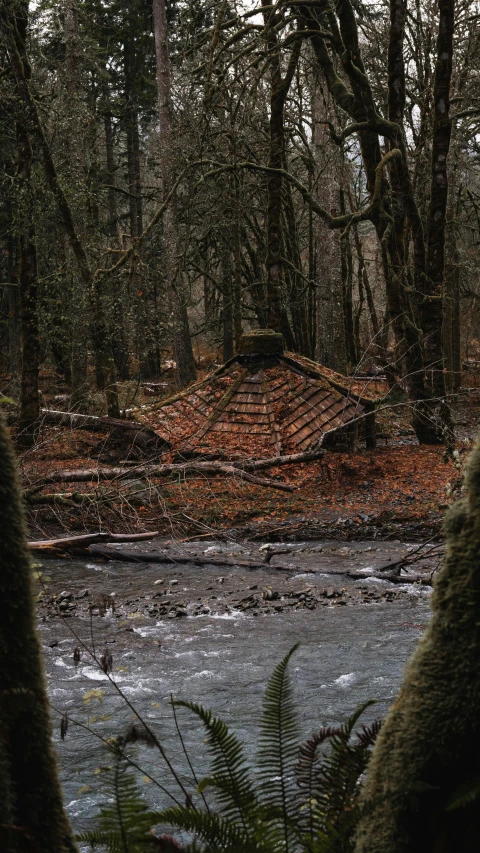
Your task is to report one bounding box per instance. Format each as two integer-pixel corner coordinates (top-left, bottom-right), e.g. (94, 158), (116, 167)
(37, 540), (433, 835)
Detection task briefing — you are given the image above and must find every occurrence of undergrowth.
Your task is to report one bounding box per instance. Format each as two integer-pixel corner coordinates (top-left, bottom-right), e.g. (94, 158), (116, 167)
(78, 646), (381, 852)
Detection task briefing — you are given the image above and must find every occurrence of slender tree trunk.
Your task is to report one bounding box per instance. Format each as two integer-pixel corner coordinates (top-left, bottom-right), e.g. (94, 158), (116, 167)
(312, 82), (346, 370)
(233, 183), (243, 350)
(261, 3), (299, 346)
(220, 241), (234, 362)
(64, 0), (89, 407)
(420, 0), (455, 443)
(14, 9), (39, 442)
(339, 188), (356, 369)
(104, 111), (130, 381)
(152, 0), (196, 388)
(6, 235), (21, 393)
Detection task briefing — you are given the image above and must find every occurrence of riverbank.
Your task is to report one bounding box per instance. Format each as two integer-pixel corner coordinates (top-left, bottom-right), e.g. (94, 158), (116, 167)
(36, 539), (435, 625)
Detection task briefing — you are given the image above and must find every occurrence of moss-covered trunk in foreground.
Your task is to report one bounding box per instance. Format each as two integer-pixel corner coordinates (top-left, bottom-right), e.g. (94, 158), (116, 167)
(0, 413), (78, 853)
(355, 435), (480, 853)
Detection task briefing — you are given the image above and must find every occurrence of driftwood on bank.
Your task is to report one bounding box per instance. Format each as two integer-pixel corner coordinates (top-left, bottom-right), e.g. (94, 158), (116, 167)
(347, 540), (444, 586)
(34, 460), (295, 492)
(28, 530), (159, 553)
(87, 543), (296, 571)
(347, 570), (434, 585)
(40, 409), (168, 450)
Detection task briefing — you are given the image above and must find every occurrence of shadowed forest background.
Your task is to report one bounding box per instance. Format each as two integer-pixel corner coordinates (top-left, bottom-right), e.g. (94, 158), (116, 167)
(1, 0), (480, 449)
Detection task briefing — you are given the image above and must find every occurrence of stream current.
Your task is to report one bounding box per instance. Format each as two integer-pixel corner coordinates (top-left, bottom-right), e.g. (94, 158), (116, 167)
(38, 540), (433, 834)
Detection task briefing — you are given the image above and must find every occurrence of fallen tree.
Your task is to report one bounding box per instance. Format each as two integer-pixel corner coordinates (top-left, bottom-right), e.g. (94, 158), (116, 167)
(31, 460), (295, 492)
(28, 531), (159, 553)
(40, 409), (168, 451)
(25, 449), (329, 494)
(87, 543), (296, 571)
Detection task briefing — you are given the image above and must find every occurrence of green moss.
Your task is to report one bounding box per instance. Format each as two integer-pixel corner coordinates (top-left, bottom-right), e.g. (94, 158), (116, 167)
(0, 414), (78, 852)
(355, 433), (480, 853)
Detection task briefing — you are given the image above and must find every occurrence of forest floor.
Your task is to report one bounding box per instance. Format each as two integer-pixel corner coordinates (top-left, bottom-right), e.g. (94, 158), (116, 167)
(13, 366), (480, 544)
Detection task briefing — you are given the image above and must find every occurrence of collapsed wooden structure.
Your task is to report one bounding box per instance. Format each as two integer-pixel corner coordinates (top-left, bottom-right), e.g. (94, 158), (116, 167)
(134, 330), (379, 459)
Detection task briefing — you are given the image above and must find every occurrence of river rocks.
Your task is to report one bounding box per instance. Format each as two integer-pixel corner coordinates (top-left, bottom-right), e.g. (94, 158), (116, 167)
(35, 539), (431, 625)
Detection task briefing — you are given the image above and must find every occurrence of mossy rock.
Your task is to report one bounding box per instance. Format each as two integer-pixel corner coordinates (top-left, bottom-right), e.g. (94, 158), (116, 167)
(238, 329), (285, 355)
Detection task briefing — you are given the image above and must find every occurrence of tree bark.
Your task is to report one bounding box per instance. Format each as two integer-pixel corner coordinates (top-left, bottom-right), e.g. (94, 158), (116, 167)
(355, 436), (480, 853)
(14, 6), (39, 442)
(261, 2), (300, 345)
(64, 0), (89, 407)
(419, 0), (455, 443)
(0, 412), (79, 852)
(152, 0), (196, 388)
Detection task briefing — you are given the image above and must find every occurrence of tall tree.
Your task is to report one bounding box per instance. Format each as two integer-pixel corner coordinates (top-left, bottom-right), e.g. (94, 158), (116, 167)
(152, 0), (197, 388)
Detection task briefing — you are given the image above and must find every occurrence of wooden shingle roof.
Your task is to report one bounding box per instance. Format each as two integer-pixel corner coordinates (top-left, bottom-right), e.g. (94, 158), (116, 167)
(135, 332), (379, 459)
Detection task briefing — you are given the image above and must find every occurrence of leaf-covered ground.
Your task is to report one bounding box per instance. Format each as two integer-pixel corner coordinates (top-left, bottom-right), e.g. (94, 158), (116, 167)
(8, 362), (478, 541)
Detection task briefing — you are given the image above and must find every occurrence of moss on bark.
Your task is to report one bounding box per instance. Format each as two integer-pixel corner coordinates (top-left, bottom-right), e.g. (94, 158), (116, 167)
(0, 413), (78, 852)
(355, 434), (480, 852)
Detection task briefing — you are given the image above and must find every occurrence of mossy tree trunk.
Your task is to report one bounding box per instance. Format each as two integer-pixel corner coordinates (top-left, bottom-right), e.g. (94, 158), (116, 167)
(355, 433), (480, 853)
(0, 413), (78, 853)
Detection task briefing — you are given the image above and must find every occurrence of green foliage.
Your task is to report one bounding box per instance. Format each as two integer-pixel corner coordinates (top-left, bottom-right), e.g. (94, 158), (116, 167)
(446, 775), (480, 811)
(83, 646), (380, 852)
(77, 749), (162, 852)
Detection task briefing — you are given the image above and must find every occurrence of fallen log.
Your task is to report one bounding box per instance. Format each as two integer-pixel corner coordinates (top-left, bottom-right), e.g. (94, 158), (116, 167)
(28, 531), (159, 553)
(87, 543), (297, 570)
(347, 570), (433, 585)
(34, 462), (295, 492)
(240, 450), (325, 471)
(40, 409), (169, 451)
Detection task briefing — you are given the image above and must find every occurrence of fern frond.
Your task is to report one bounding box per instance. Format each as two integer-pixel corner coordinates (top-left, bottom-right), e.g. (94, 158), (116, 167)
(257, 644), (300, 852)
(356, 718), (382, 749)
(77, 755), (161, 852)
(174, 699), (257, 829)
(157, 804), (253, 851)
(446, 775), (480, 811)
(76, 828), (125, 852)
(295, 702), (381, 850)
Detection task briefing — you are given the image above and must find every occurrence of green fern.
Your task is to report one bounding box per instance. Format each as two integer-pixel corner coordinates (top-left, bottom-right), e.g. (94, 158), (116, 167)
(446, 775), (480, 811)
(173, 700), (257, 829)
(154, 646), (378, 852)
(84, 647), (380, 852)
(77, 750), (161, 852)
(295, 702), (380, 852)
(257, 644), (302, 853)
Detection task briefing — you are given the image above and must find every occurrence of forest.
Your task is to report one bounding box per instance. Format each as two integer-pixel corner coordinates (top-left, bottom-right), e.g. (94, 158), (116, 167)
(2, 1), (480, 852)
(1, 0), (479, 446)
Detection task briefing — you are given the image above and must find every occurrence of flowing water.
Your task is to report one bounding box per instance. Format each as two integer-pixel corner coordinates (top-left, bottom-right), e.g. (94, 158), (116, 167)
(38, 541), (433, 834)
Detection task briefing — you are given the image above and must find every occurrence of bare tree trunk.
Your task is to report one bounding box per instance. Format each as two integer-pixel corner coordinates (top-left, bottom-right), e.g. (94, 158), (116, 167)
(152, 0), (196, 388)
(261, 1), (300, 345)
(64, 0), (89, 408)
(312, 83), (346, 371)
(6, 234), (21, 394)
(15, 10), (39, 442)
(339, 188), (356, 369)
(420, 0), (455, 443)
